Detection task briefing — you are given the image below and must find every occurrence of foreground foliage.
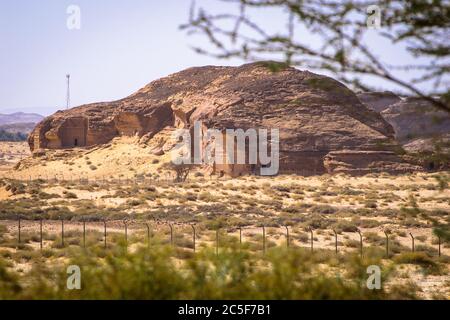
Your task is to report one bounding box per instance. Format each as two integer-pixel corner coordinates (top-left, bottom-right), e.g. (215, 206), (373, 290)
(0, 244), (420, 300)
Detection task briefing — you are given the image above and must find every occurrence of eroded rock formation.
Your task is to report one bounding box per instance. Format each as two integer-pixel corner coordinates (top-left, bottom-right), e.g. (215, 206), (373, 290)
(29, 62), (419, 176)
(358, 92), (450, 170)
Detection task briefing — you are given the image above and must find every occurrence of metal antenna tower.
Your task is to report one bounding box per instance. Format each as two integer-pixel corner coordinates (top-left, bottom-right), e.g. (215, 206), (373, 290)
(66, 74), (70, 109)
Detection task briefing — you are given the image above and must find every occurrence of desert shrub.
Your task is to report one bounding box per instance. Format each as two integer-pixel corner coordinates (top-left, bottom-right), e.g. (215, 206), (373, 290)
(332, 221), (358, 233)
(363, 201), (377, 209)
(282, 204), (304, 214)
(303, 215), (333, 229)
(139, 191), (158, 201)
(364, 232), (385, 246)
(310, 205), (337, 215)
(126, 199), (144, 207)
(198, 192), (217, 202)
(344, 239), (360, 248)
(353, 218), (381, 229)
(36, 192), (60, 200)
(5, 182), (26, 195)
(340, 187), (364, 196)
(296, 232), (309, 243)
(185, 192), (197, 201)
(63, 191), (78, 199)
(0, 245), (420, 300)
(393, 252), (441, 274)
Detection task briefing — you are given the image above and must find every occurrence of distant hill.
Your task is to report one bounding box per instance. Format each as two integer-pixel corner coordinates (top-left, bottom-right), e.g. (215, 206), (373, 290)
(0, 122), (37, 134)
(0, 112), (43, 141)
(0, 112), (44, 125)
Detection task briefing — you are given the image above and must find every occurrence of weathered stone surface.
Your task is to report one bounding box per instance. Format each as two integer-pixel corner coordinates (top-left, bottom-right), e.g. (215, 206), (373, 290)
(358, 93), (450, 145)
(358, 93), (450, 170)
(381, 97), (450, 144)
(357, 91), (401, 113)
(29, 62), (415, 176)
(324, 150), (421, 175)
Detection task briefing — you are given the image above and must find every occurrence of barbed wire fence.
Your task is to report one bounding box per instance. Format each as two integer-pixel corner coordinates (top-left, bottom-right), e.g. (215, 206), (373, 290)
(2, 218), (445, 259)
(6, 166), (420, 186)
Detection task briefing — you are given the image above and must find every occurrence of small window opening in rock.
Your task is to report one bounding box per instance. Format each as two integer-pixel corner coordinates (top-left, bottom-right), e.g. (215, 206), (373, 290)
(74, 138), (78, 146)
(428, 162), (435, 170)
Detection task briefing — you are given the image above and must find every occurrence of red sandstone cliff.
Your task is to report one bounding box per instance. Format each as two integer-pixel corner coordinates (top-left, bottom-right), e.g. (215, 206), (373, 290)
(28, 62), (417, 175)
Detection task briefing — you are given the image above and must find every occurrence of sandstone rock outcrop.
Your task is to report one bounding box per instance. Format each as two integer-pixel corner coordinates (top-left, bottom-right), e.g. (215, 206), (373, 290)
(381, 98), (450, 143)
(358, 93), (450, 170)
(358, 93), (450, 144)
(357, 91), (401, 113)
(29, 62), (417, 176)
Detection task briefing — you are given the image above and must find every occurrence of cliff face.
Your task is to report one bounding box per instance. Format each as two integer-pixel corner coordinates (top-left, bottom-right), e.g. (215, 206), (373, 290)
(381, 98), (450, 144)
(358, 92), (450, 170)
(28, 62), (416, 176)
(358, 93), (450, 149)
(357, 92), (401, 113)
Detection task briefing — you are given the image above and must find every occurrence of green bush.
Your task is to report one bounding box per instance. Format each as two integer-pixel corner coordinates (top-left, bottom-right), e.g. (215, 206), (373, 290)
(393, 252), (441, 274)
(0, 245), (418, 300)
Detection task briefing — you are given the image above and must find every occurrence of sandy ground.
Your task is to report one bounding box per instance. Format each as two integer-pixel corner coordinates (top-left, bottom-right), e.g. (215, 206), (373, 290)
(0, 141), (30, 174)
(1, 137), (173, 181)
(0, 141), (449, 299)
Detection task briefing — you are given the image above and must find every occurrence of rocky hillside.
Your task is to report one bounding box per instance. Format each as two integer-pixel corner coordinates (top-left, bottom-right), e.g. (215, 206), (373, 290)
(358, 92), (450, 170)
(28, 62), (418, 176)
(356, 92), (401, 113)
(381, 98), (450, 143)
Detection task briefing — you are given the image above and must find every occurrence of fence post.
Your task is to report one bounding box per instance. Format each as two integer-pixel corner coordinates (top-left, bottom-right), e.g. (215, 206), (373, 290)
(40, 219), (43, 251)
(168, 223), (174, 246)
(18, 218), (21, 244)
(216, 228), (219, 256)
(285, 226), (290, 248)
(124, 220), (128, 249)
(145, 222), (151, 248)
(61, 218), (64, 247)
(83, 221), (86, 248)
(262, 226), (266, 255)
(103, 220), (107, 249)
(410, 233), (415, 252)
(384, 231), (389, 258)
(309, 228), (314, 253)
(191, 224), (196, 253)
(238, 227), (242, 246)
(333, 229), (337, 254)
(357, 230), (363, 258)
(438, 236), (441, 257)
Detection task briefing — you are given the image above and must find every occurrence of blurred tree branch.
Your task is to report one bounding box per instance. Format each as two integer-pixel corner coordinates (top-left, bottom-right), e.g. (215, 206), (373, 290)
(181, 0), (450, 113)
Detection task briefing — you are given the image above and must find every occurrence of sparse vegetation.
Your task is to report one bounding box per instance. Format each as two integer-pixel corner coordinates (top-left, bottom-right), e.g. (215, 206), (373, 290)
(0, 170), (449, 299)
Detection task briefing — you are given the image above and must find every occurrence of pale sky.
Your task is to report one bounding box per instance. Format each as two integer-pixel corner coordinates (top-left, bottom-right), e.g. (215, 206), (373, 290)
(0, 0), (439, 116)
